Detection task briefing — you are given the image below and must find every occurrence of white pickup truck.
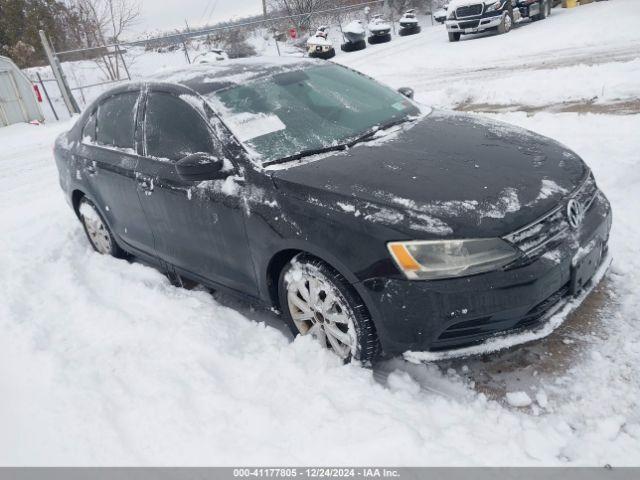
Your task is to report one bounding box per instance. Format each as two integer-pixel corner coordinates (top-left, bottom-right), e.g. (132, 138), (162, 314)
(445, 0), (552, 42)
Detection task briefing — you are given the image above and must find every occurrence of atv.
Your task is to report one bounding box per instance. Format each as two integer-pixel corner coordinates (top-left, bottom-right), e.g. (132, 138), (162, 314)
(307, 26), (336, 59)
(341, 20), (367, 52)
(368, 15), (392, 44)
(399, 9), (421, 36)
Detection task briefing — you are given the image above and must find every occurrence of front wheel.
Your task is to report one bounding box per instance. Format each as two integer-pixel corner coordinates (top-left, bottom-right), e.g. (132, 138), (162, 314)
(497, 12), (513, 34)
(448, 32), (461, 42)
(279, 254), (381, 363)
(368, 33), (391, 44)
(541, 0), (551, 19)
(78, 197), (125, 257)
(341, 40), (366, 52)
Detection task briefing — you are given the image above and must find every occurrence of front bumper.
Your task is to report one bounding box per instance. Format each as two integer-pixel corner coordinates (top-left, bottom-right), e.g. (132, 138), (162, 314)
(357, 191), (612, 357)
(446, 12), (503, 34)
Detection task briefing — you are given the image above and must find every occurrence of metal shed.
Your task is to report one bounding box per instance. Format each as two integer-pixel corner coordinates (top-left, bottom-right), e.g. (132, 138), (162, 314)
(0, 55), (44, 127)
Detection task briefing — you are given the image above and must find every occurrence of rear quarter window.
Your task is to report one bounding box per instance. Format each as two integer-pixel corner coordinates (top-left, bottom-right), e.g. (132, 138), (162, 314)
(96, 92), (139, 151)
(82, 111), (97, 142)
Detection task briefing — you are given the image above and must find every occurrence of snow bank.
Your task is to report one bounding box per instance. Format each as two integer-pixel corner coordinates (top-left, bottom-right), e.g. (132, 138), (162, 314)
(419, 59), (640, 110)
(3, 0), (640, 466)
(1, 111), (639, 468)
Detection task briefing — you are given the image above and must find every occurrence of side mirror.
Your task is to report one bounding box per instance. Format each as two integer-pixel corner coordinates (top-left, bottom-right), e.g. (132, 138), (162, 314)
(176, 153), (229, 182)
(398, 87), (414, 99)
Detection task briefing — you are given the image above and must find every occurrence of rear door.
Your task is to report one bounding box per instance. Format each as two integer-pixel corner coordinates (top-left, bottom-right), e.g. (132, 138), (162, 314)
(135, 90), (258, 295)
(76, 91), (155, 255)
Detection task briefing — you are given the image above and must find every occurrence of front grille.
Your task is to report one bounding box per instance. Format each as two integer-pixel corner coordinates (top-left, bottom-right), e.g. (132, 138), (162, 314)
(513, 284), (569, 330)
(459, 20), (480, 29)
(504, 172), (599, 260)
(433, 283), (570, 349)
(456, 4), (483, 18)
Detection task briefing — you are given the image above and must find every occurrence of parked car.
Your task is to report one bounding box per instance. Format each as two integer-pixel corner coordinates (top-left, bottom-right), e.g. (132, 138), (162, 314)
(446, 0), (552, 42)
(341, 20), (367, 52)
(193, 49), (228, 64)
(307, 26), (335, 59)
(54, 58), (611, 362)
(399, 9), (421, 36)
(368, 15), (392, 44)
(434, 4), (449, 23)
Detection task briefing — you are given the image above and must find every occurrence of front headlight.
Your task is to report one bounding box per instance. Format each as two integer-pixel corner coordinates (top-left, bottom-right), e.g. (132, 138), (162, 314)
(388, 238), (520, 280)
(485, 1), (503, 12)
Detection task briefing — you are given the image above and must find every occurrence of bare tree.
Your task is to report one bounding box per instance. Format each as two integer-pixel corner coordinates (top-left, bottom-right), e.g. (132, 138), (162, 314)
(68, 0), (141, 80)
(268, 0), (332, 32)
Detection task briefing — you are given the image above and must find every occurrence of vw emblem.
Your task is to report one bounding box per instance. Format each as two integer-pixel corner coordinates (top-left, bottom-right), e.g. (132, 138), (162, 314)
(567, 199), (585, 229)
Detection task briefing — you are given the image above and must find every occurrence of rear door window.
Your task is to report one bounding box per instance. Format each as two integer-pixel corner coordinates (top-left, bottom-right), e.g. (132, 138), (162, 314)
(96, 92), (139, 150)
(144, 92), (214, 162)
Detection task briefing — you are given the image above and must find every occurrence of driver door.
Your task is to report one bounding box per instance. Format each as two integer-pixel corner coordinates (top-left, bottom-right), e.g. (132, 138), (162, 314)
(136, 89), (258, 296)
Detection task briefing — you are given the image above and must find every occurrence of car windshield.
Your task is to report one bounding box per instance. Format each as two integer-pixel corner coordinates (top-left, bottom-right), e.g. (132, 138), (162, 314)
(207, 64), (420, 165)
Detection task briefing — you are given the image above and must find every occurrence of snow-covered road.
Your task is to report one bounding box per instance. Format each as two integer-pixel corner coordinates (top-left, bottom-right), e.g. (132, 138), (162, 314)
(2, 0), (640, 467)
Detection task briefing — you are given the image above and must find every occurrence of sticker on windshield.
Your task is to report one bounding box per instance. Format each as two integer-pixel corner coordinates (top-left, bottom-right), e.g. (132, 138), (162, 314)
(392, 101), (408, 111)
(226, 112), (286, 142)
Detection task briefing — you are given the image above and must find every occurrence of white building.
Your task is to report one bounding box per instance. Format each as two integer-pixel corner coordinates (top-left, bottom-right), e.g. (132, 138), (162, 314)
(0, 55), (44, 127)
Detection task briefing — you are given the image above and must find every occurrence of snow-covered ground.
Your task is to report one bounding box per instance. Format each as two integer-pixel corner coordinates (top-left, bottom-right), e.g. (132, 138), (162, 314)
(2, 0), (640, 466)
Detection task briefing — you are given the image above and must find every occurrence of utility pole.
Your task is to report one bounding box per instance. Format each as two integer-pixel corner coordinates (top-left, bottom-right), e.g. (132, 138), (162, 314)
(262, 0), (267, 17)
(38, 29), (80, 115)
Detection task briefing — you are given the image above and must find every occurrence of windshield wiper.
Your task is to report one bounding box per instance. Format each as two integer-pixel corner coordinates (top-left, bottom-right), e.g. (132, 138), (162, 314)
(262, 116), (416, 168)
(347, 116), (415, 147)
(263, 144), (350, 167)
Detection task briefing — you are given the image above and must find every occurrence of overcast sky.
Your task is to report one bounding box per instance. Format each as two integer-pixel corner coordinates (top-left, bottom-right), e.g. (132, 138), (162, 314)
(137, 0), (263, 34)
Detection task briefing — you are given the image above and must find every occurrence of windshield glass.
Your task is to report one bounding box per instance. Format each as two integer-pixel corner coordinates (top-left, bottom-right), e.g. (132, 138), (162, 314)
(207, 64), (420, 164)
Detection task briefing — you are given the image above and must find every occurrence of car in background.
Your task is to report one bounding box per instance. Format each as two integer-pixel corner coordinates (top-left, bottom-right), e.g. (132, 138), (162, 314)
(446, 0), (552, 42)
(434, 3), (449, 23)
(193, 49), (229, 63)
(399, 9), (421, 36)
(368, 15), (392, 44)
(307, 26), (335, 59)
(53, 58), (611, 363)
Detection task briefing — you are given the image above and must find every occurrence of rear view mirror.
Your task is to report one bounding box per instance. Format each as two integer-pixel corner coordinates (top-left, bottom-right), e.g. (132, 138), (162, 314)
(176, 153), (229, 182)
(398, 87), (414, 99)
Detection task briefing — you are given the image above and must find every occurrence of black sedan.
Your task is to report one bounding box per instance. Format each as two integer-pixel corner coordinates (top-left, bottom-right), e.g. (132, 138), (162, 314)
(54, 57), (611, 362)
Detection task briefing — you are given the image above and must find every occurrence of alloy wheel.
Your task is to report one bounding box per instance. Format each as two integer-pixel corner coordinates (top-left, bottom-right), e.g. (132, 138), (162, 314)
(504, 14), (512, 32)
(286, 271), (356, 359)
(82, 204), (112, 255)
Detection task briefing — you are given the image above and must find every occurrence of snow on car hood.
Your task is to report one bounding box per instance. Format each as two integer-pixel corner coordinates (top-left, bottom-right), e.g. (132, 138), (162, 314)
(448, 0), (488, 9)
(272, 111), (587, 239)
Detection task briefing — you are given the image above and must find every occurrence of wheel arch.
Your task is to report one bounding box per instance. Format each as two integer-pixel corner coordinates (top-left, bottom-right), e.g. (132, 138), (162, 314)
(71, 189), (86, 218)
(264, 242), (362, 311)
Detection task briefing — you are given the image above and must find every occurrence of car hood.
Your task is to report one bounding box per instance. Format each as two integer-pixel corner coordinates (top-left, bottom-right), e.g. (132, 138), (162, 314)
(271, 111), (587, 239)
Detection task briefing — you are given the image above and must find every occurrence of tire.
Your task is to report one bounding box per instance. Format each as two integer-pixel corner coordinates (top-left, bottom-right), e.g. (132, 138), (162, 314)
(368, 33), (391, 45)
(448, 32), (461, 42)
(497, 11), (513, 34)
(399, 26), (420, 36)
(341, 39), (366, 52)
(278, 254), (381, 363)
(309, 48), (335, 60)
(78, 197), (125, 258)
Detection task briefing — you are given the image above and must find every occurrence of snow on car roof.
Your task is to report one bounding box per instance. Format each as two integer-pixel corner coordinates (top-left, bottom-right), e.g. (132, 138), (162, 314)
(149, 56), (321, 95)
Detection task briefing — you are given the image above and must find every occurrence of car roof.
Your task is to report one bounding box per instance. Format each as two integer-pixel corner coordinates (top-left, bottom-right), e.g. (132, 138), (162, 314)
(148, 56), (323, 95)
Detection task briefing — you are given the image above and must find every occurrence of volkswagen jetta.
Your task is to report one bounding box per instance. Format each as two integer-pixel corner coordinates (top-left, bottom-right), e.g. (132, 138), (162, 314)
(54, 57), (611, 362)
